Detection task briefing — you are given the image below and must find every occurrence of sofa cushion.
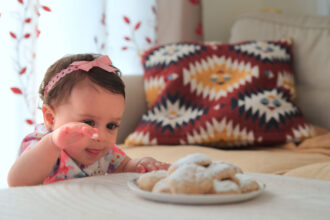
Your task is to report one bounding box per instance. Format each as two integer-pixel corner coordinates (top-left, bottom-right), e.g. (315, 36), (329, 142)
(284, 162), (330, 181)
(124, 40), (315, 147)
(229, 12), (330, 130)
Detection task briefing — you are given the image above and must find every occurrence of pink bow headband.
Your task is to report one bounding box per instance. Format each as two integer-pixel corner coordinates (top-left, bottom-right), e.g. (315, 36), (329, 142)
(44, 55), (117, 96)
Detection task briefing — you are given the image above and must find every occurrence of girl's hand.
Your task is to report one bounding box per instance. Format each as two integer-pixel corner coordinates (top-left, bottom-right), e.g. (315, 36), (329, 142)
(136, 157), (170, 173)
(51, 122), (98, 150)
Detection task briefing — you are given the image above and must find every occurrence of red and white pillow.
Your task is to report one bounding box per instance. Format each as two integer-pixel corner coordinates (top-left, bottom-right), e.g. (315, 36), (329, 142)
(125, 39), (315, 147)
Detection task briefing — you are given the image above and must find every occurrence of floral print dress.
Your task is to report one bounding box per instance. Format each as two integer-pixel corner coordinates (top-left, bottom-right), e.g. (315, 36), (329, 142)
(20, 124), (126, 184)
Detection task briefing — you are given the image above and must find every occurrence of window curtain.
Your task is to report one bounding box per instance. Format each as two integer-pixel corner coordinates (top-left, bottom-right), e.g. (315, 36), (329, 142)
(0, 0), (42, 189)
(0, 0), (202, 189)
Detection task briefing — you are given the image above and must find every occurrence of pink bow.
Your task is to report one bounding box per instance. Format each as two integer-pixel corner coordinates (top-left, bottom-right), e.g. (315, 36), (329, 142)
(44, 55), (118, 96)
(70, 55), (117, 73)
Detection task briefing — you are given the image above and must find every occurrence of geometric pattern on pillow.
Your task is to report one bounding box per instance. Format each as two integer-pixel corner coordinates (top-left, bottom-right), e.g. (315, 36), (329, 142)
(125, 39), (315, 147)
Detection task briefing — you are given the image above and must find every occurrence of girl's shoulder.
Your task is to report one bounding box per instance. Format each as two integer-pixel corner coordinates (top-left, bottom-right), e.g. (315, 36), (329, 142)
(20, 123), (50, 155)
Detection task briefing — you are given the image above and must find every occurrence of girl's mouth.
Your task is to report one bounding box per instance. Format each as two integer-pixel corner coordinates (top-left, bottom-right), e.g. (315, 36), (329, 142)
(86, 149), (102, 157)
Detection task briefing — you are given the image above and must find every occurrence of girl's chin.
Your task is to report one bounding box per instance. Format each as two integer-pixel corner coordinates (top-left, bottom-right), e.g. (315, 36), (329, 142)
(82, 158), (100, 166)
(70, 151), (106, 167)
(71, 157), (98, 167)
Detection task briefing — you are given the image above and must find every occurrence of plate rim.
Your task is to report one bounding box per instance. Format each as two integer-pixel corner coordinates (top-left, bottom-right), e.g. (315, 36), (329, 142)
(127, 178), (265, 205)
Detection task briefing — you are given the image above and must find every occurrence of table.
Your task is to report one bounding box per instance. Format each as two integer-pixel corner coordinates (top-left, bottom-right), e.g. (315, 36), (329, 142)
(1, 173), (330, 220)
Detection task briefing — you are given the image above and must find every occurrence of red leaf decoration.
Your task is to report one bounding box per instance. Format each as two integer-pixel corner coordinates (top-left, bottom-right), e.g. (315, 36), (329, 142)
(123, 16), (130, 24)
(41, 6), (51, 12)
(122, 47), (128, 50)
(135, 22), (141, 30)
(195, 23), (203, 36)
(26, 119), (34, 125)
(189, 0), (199, 4)
(19, 67), (27, 74)
(10, 87), (23, 94)
(25, 18), (32, 23)
(101, 13), (106, 25)
(146, 37), (151, 44)
(18, 0), (23, 4)
(24, 33), (31, 38)
(9, 32), (17, 39)
(124, 36), (130, 41)
(35, 26), (40, 38)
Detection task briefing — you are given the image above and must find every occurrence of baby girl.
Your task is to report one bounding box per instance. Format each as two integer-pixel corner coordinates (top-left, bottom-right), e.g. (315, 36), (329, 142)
(8, 54), (169, 186)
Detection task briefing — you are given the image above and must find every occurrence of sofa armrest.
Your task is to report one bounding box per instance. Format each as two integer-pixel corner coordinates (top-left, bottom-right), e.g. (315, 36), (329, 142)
(117, 74), (147, 144)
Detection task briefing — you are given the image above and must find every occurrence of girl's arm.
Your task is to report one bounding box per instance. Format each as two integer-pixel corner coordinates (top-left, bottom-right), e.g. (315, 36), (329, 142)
(8, 122), (97, 187)
(7, 133), (61, 186)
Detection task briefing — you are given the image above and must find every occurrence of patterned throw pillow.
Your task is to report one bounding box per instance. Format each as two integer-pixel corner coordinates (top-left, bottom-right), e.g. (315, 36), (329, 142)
(125, 39), (315, 147)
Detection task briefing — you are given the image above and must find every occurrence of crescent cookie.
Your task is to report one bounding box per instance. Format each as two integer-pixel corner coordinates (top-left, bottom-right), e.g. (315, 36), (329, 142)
(235, 173), (260, 193)
(206, 162), (239, 182)
(152, 178), (171, 193)
(212, 179), (241, 194)
(137, 170), (167, 191)
(168, 153), (212, 175)
(219, 161), (243, 174)
(168, 163), (213, 194)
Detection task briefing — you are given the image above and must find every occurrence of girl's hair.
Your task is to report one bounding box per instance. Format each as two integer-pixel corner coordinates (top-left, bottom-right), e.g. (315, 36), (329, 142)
(39, 54), (125, 106)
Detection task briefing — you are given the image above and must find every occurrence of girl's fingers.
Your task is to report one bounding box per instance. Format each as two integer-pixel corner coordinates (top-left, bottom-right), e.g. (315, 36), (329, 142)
(63, 126), (70, 134)
(139, 159), (170, 172)
(155, 162), (170, 170)
(161, 163), (170, 170)
(80, 126), (99, 139)
(146, 163), (157, 171)
(137, 164), (146, 173)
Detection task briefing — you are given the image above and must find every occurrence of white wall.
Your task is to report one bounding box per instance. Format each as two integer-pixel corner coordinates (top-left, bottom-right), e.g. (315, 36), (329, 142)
(202, 0), (323, 42)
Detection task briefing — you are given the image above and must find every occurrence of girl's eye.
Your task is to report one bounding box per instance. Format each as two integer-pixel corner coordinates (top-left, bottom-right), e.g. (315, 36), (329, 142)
(106, 123), (118, 130)
(83, 120), (95, 127)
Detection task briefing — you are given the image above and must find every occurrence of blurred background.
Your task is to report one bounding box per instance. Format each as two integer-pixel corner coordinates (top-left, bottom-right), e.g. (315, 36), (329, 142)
(0, 0), (329, 189)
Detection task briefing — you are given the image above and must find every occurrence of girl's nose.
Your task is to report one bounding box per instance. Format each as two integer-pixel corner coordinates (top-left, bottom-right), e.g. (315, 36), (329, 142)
(92, 127), (104, 142)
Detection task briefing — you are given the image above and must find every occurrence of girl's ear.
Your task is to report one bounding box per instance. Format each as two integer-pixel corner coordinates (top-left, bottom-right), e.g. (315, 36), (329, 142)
(42, 104), (55, 130)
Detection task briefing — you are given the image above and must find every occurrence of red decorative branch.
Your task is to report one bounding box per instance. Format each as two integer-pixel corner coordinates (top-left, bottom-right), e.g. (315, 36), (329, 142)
(94, 12), (107, 52)
(11, 0), (51, 125)
(121, 4), (157, 53)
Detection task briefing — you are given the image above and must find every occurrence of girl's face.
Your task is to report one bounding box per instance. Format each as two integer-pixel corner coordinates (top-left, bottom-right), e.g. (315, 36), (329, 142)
(51, 78), (125, 166)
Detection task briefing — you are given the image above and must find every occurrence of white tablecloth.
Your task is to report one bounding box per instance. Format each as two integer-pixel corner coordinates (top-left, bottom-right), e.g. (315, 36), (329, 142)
(1, 172), (330, 220)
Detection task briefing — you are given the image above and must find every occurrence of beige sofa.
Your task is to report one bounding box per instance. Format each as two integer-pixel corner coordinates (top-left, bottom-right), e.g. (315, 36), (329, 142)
(117, 11), (330, 181)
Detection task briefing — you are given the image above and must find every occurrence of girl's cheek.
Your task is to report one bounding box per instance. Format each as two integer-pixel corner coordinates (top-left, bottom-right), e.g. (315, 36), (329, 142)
(107, 140), (116, 150)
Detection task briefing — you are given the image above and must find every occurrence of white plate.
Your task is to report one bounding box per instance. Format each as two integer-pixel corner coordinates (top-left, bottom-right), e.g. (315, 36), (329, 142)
(127, 178), (265, 205)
